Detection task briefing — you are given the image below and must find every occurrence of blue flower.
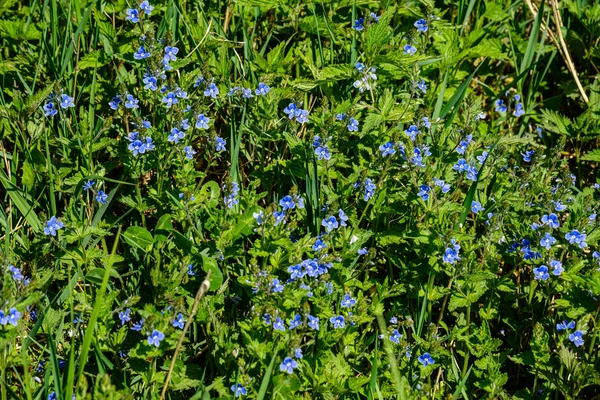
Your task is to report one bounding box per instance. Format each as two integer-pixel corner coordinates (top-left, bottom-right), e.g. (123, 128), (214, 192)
(241, 88), (253, 98)
(184, 146), (196, 160)
(307, 315), (320, 330)
(433, 179), (451, 193)
(541, 213), (559, 228)
(495, 99), (507, 112)
(134, 45), (151, 60)
(204, 83), (219, 98)
(540, 233), (556, 250)
(273, 317), (285, 331)
(443, 239), (461, 264)
(60, 94), (75, 109)
(379, 142), (396, 157)
(471, 201), (484, 213)
(96, 190), (108, 204)
(466, 164), (479, 181)
(164, 46), (179, 63)
(315, 145), (331, 161)
(568, 330), (584, 347)
(83, 180), (95, 190)
(347, 118), (359, 132)
(313, 239), (327, 252)
(364, 178), (376, 201)
(175, 87), (188, 99)
(352, 18), (364, 30)
(194, 76), (205, 87)
(231, 383), (247, 397)
(416, 78), (427, 93)
(173, 313), (185, 329)
(48, 392), (57, 400)
(192, 115), (209, 130)
(271, 279), (284, 293)
(355, 62), (366, 72)
(550, 260), (563, 276)
(330, 315), (345, 329)
(422, 117), (431, 128)
(126, 8), (139, 23)
(187, 264), (197, 276)
(215, 136), (226, 152)
(140, 1), (153, 14)
(553, 201), (567, 212)
(341, 294), (356, 308)
(556, 320), (575, 331)
(124, 94), (139, 109)
(404, 125), (419, 141)
(274, 211), (286, 226)
(403, 44), (417, 55)
(513, 102), (525, 117)
(131, 319), (144, 331)
(143, 74), (158, 91)
(414, 19), (428, 32)
(44, 102), (58, 116)
(321, 216), (339, 232)
(533, 265), (549, 281)
(147, 330), (165, 347)
(522, 150), (534, 162)
(418, 353), (435, 366)
(565, 230), (587, 248)
(390, 329), (402, 344)
(295, 348), (303, 359)
(283, 103), (298, 119)
(8, 265), (24, 282)
(288, 314), (302, 329)
(338, 209), (349, 226)
(417, 185), (431, 201)
(296, 109), (309, 124)
(255, 82), (270, 96)
(279, 195), (295, 210)
(280, 357), (299, 374)
(370, 12), (379, 22)
(253, 210), (264, 225)
(162, 92), (178, 108)
(390, 316), (398, 324)
(358, 248), (368, 255)
(44, 216), (64, 236)
(119, 308), (131, 325)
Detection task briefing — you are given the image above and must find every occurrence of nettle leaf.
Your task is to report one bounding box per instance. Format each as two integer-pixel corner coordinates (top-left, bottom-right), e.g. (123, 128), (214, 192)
(449, 281), (488, 311)
(79, 50), (109, 70)
(123, 226), (153, 252)
(582, 148), (600, 162)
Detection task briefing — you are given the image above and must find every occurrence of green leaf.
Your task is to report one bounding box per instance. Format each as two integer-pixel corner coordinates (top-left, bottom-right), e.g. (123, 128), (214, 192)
(201, 255), (223, 291)
(123, 226), (153, 252)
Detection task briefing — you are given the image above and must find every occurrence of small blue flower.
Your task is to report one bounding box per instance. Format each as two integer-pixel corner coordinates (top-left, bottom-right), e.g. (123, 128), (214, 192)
(143, 74), (158, 91)
(119, 308), (131, 325)
(417, 185), (431, 201)
(330, 315), (345, 329)
(307, 315), (320, 330)
(533, 265), (549, 281)
(253, 210), (264, 225)
(379, 142), (396, 157)
(433, 179), (451, 193)
(83, 180), (95, 190)
(522, 150), (534, 162)
(568, 330), (584, 347)
(355, 62), (366, 72)
(553, 201), (567, 212)
(556, 320), (575, 331)
(414, 19), (428, 32)
(44, 216), (64, 236)
(140, 1), (153, 14)
(126, 8), (139, 23)
(255, 82), (270, 96)
(147, 330), (165, 347)
(358, 248), (368, 255)
(352, 18), (364, 31)
(370, 12), (379, 22)
(541, 213), (559, 229)
(471, 201), (484, 213)
(44, 102), (58, 116)
(540, 233), (556, 250)
(416, 79), (427, 93)
(390, 316), (398, 324)
(271, 279), (284, 293)
(60, 94), (75, 109)
(164, 46), (179, 63)
(347, 118), (359, 132)
(134, 45), (151, 60)
(338, 209), (349, 226)
(288, 314), (302, 329)
(390, 329), (402, 344)
(215, 136), (226, 152)
(565, 230), (587, 248)
(550, 260), (563, 276)
(404, 125), (419, 141)
(313, 239), (327, 252)
(403, 44), (417, 55)
(194, 76), (205, 87)
(187, 264), (197, 276)
(195, 114), (210, 129)
(124, 94), (139, 109)
(418, 353), (435, 366)
(96, 190), (108, 204)
(296, 109), (309, 124)
(168, 128), (185, 143)
(162, 92), (178, 108)
(341, 294), (356, 308)
(279, 195), (295, 210)
(273, 317), (285, 331)
(273, 211), (286, 226)
(513, 102), (525, 117)
(280, 357), (299, 374)
(242, 88), (253, 98)
(364, 178), (376, 201)
(231, 384), (247, 397)
(8, 265), (24, 282)
(173, 313), (185, 329)
(443, 239), (461, 264)
(204, 83), (219, 98)
(495, 99), (507, 112)
(321, 216), (339, 232)
(183, 146), (196, 160)
(476, 151), (488, 165)
(315, 145), (331, 161)
(295, 348), (303, 359)
(131, 319), (144, 331)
